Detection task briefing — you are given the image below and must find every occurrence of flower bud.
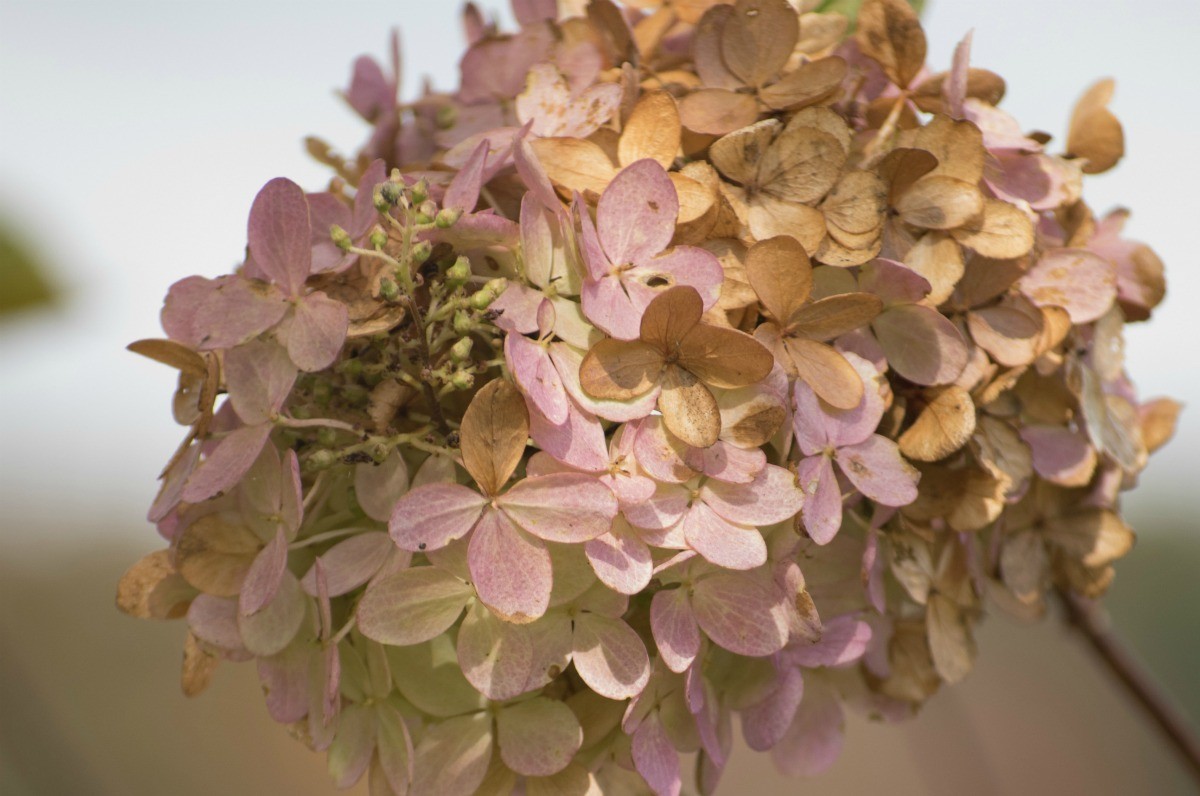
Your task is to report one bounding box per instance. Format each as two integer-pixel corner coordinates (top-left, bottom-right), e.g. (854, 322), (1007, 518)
(373, 187), (390, 213)
(450, 337), (473, 363)
(378, 277), (400, 301)
(329, 224), (352, 251)
(449, 371), (475, 391)
(453, 311), (472, 336)
(435, 104), (457, 130)
(306, 449), (338, 471)
(411, 240), (433, 264)
(446, 256), (472, 287)
(411, 179), (429, 206)
(369, 226), (388, 249)
(379, 180), (404, 206)
(317, 427), (338, 447)
(435, 207), (463, 228)
(339, 359), (363, 378)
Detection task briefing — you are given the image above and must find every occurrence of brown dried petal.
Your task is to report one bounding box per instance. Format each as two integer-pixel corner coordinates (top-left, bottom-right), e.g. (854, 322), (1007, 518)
(693, 4), (742, 90)
(951, 200), (1035, 259)
(904, 233), (963, 306)
(721, 0), (800, 89)
(579, 338), (664, 401)
(899, 385), (976, 462)
(710, 118), (781, 187)
(758, 127), (843, 204)
(913, 115), (985, 185)
(999, 531), (1048, 605)
(182, 632), (220, 697)
(784, 106), (853, 155)
(529, 137), (618, 196)
(895, 176), (983, 230)
(821, 170), (886, 236)
(1045, 509), (1134, 568)
(784, 337), (864, 410)
(747, 194), (827, 251)
(759, 56), (847, 111)
(679, 89), (761, 136)
(659, 365), (723, 448)
(1140, 398), (1182, 455)
(744, 235), (813, 323)
(877, 147), (938, 203)
(117, 549), (194, 620)
(640, 284), (705, 349)
(175, 514), (262, 597)
(856, 0), (927, 88)
(796, 13), (849, 55)
(1067, 78), (1124, 175)
(814, 233), (883, 268)
(459, 378), (530, 496)
(128, 338), (207, 376)
(912, 69), (1006, 115)
(790, 292), (883, 341)
(927, 593), (975, 683)
(620, 91), (682, 169)
(679, 323), (775, 389)
(968, 298), (1044, 367)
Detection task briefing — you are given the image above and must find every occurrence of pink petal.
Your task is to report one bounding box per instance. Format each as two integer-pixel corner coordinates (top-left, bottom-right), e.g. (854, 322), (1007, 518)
(495, 697), (583, 778)
(1019, 248), (1117, 324)
(585, 523), (653, 595)
(284, 291), (349, 372)
(552, 343), (661, 422)
(700, 464), (805, 526)
(872, 304), (969, 386)
(443, 139), (488, 213)
(836, 435), (919, 507)
(240, 526), (288, 616)
(632, 713), (682, 796)
(650, 588), (701, 673)
(161, 275), (218, 347)
(623, 246), (723, 312)
(182, 423), (272, 503)
(490, 282), (543, 335)
(1021, 425), (1097, 485)
(411, 713), (494, 796)
(224, 339), (298, 426)
(581, 270), (643, 341)
(301, 532), (396, 597)
(237, 571), (306, 656)
(468, 508), (552, 622)
(793, 352), (886, 451)
(632, 416), (697, 484)
(457, 602), (535, 700)
(692, 572), (788, 657)
(684, 441), (766, 484)
(796, 455), (843, 545)
(785, 615), (873, 668)
(307, 192), (353, 273)
(506, 334), (569, 425)
(859, 258), (930, 306)
(344, 56), (391, 120)
(623, 482), (692, 531)
(499, 473), (617, 542)
(742, 667), (805, 752)
(572, 613), (651, 700)
(187, 595), (244, 652)
(248, 177), (313, 297)
(356, 567), (473, 645)
(256, 643), (310, 723)
(598, 160), (678, 267)
(388, 483), (488, 552)
(354, 451), (410, 523)
(327, 703), (375, 789)
(191, 276), (289, 350)
(527, 394), (611, 472)
(684, 502), (767, 571)
(771, 677), (845, 776)
(514, 131), (562, 215)
(375, 703), (415, 796)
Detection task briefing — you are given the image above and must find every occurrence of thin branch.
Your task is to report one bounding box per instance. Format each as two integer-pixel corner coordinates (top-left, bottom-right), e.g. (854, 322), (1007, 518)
(1057, 587), (1200, 786)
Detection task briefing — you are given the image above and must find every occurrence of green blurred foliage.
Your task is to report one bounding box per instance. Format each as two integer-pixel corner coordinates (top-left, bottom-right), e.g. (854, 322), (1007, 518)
(816, 0), (927, 29)
(0, 222), (56, 315)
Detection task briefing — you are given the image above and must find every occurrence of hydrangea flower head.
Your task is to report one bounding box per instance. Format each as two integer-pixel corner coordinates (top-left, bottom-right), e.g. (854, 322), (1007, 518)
(118, 1), (1178, 793)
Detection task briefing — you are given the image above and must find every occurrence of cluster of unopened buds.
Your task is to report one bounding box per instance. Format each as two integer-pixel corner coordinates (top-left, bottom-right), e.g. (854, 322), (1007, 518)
(118, 0), (1179, 793)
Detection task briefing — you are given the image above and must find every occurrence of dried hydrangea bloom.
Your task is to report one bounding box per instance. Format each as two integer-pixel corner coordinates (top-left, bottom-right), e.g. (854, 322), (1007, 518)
(117, 0), (1180, 793)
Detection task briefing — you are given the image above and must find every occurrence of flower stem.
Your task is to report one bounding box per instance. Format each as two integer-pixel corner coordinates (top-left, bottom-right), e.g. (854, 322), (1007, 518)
(1056, 587), (1200, 785)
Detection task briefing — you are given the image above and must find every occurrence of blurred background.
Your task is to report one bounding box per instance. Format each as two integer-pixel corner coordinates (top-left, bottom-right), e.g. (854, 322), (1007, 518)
(1, 1), (1197, 793)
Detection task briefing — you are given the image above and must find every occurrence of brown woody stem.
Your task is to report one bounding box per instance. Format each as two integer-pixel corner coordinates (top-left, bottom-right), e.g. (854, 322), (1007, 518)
(1057, 588), (1200, 785)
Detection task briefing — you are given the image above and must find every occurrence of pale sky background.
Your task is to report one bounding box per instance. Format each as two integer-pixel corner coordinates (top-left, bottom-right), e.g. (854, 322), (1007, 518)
(1, 0), (1197, 547)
